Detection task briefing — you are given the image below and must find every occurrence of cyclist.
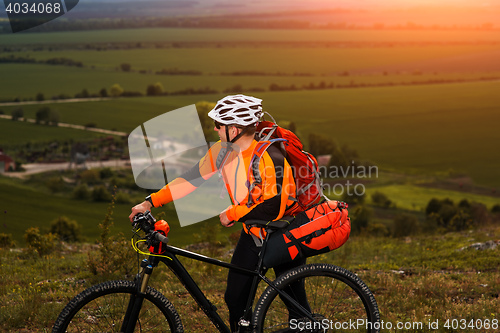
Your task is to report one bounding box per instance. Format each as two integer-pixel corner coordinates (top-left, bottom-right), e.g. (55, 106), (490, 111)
(129, 94), (309, 332)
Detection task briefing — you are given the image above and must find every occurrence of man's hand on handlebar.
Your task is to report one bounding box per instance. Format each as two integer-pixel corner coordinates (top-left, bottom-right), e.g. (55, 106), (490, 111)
(129, 200), (153, 223)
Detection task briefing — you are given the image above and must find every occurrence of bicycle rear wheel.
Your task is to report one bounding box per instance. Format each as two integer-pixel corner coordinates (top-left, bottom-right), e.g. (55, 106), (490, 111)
(253, 263), (380, 333)
(52, 280), (183, 332)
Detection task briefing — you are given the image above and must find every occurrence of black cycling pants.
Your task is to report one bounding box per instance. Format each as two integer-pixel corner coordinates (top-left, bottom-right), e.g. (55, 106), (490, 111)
(224, 229), (309, 332)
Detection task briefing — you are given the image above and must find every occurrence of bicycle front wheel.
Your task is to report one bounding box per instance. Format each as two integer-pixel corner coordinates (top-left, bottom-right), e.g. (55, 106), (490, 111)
(253, 263), (380, 333)
(52, 280), (183, 332)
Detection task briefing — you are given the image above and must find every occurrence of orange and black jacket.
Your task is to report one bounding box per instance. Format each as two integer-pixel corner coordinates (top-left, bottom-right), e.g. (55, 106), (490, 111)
(149, 140), (296, 227)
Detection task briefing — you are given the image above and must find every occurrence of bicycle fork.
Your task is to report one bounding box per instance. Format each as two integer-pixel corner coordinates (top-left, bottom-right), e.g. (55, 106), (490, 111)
(121, 259), (154, 333)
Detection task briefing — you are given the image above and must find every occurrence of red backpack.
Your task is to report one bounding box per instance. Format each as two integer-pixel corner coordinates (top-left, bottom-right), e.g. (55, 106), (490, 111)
(263, 200), (351, 268)
(246, 118), (324, 216)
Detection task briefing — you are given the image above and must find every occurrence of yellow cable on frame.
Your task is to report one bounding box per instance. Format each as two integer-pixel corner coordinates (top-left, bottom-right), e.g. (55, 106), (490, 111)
(131, 237), (172, 261)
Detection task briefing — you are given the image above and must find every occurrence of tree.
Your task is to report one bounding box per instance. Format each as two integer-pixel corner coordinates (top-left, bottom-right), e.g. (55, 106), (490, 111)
(120, 63), (132, 72)
(146, 82), (164, 96)
(36, 106), (51, 124)
(11, 108), (24, 121)
(75, 88), (90, 98)
(351, 206), (372, 234)
(36, 107), (59, 126)
(110, 84), (124, 97)
(371, 191), (392, 208)
(308, 133), (337, 156)
(99, 88), (108, 97)
(35, 92), (45, 101)
(196, 101), (218, 142)
(92, 185), (112, 202)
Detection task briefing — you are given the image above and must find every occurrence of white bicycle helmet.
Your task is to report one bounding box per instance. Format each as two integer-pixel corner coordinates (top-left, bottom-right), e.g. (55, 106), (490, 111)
(208, 94), (263, 127)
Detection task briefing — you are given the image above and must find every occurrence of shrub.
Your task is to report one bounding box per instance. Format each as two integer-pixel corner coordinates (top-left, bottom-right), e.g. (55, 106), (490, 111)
(371, 191), (392, 208)
(448, 210), (472, 231)
(72, 183), (90, 200)
(110, 84), (124, 97)
(50, 216), (82, 242)
(79, 169), (101, 184)
(146, 82), (164, 96)
(35, 92), (44, 101)
(366, 223), (390, 237)
(120, 63), (131, 72)
(99, 167), (114, 179)
(24, 227), (58, 257)
(350, 206), (372, 234)
(392, 214), (419, 237)
(492, 204), (500, 214)
(195, 101), (218, 142)
(115, 191), (131, 204)
(425, 198), (442, 216)
(342, 190), (365, 205)
(0, 233), (15, 248)
(86, 195), (136, 282)
(92, 185), (112, 202)
(469, 202), (489, 226)
(46, 176), (65, 193)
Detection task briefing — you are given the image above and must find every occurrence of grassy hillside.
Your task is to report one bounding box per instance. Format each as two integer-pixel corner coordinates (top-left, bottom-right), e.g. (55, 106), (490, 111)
(1, 223), (499, 332)
(0, 173), (238, 247)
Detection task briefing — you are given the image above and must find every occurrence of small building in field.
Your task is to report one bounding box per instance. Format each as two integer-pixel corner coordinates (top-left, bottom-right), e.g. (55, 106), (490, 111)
(0, 150), (14, 173)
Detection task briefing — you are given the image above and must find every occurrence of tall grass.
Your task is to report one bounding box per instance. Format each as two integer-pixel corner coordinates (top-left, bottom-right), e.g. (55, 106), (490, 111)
(1, 224), (498, 332)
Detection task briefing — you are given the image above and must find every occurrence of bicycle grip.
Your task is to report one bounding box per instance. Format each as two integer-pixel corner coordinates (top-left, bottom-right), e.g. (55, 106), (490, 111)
(154, 231), (169, 245)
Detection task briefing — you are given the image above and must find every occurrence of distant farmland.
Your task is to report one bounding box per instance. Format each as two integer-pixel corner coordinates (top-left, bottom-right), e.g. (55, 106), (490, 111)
(1, 28), (500, 187)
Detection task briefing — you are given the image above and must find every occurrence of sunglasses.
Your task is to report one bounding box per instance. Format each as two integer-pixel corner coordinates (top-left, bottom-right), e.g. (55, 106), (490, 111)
(214, 120), (224, 129)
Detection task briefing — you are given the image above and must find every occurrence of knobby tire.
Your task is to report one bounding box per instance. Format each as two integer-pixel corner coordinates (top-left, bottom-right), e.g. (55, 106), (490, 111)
(252, 263), (380, 333)
(52, 280), (183, 332)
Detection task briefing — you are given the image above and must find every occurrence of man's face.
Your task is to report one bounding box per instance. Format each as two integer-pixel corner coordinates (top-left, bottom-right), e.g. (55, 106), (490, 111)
(214, 120), (228, 141)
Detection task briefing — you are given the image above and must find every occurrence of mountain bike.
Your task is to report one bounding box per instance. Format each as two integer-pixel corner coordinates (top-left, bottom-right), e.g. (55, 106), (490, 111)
(52, 211), (380, 332)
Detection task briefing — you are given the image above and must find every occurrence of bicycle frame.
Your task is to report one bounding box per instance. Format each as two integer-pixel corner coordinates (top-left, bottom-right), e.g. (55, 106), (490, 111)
(126, 231), (317, 333)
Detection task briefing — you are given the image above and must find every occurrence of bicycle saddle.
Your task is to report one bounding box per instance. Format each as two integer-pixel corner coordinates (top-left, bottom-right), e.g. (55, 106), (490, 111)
(244, 216), (294, 230)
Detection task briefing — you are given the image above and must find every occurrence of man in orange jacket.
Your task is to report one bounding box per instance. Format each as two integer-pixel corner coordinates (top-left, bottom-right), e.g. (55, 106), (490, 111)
(130, 94), (307, 332)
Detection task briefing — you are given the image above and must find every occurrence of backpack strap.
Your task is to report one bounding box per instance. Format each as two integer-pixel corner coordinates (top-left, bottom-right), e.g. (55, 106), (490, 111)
(284, 230), (305, 258)
(246, 139), (287, 207)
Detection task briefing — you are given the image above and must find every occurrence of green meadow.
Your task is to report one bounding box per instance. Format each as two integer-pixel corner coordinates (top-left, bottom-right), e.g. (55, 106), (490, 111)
(2, 28), (500, 45)
(3, 79), (500, 186)
(1, 27), (499, 241)
(0, 27), (499, 332)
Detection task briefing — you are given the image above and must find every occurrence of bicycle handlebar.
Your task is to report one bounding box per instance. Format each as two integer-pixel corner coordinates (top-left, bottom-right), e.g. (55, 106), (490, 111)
(132, 211), (169, 248)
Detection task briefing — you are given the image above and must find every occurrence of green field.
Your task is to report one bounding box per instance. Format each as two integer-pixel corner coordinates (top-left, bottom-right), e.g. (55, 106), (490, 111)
(0, 116), (106, 146)
(0, 174), (238, 246)
(3, 79), (499, 186)
(2, 28), (500, 101)
(1, 27), (499, 243)
(2, 28), (500, 45)
(0, 26), (499, 333)
(6, 44), (500, 73)
(364, 184), (500, 212)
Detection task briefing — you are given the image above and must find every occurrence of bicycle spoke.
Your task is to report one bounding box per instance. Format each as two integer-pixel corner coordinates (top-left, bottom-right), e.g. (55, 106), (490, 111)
(255, 264), (379, 333)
